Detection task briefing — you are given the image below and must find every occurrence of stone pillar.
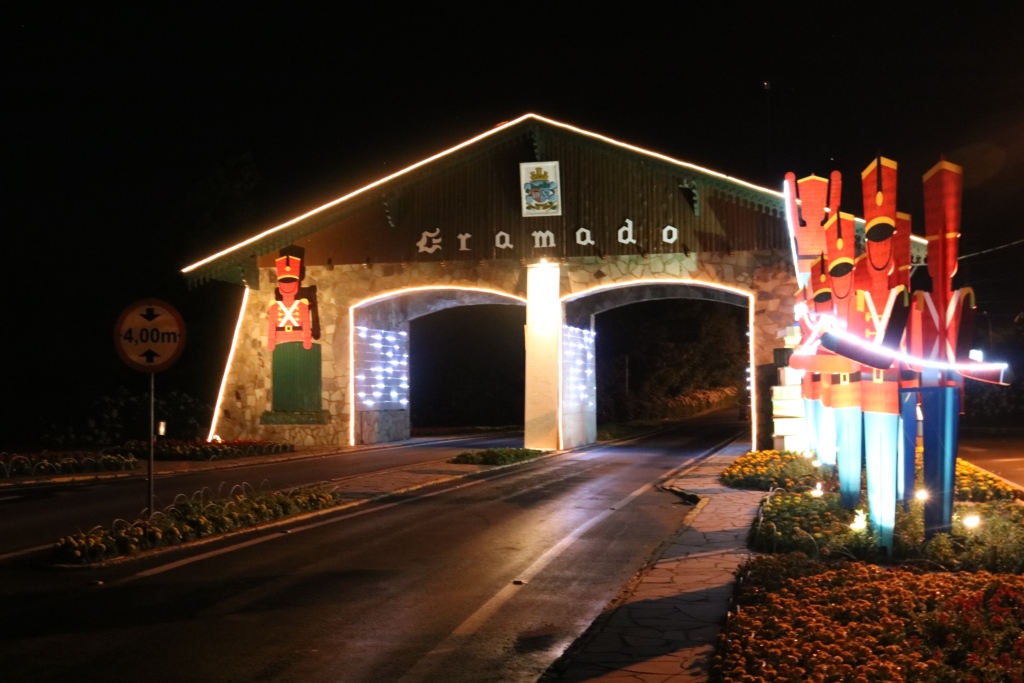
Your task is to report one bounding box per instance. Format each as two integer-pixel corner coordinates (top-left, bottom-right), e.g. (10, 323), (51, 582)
(524, 262), (562, 450)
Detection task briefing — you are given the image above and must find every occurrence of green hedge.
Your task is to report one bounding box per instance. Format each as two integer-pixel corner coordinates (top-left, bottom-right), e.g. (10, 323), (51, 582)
(449, 448), (544, 465)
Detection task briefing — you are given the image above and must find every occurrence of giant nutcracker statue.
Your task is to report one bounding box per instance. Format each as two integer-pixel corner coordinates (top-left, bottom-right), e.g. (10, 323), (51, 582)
(784, 171), (841, 468)
(821, 208), (864, 510)
(849, 157), (910, 553)
(267, 246), (322, 414)
(891, 210), (918, 507)
(909, 160), (1006, 537)
(784, 170), (868, 505)
(816, 157), (1008, 548)
(814, 157), (911, 553)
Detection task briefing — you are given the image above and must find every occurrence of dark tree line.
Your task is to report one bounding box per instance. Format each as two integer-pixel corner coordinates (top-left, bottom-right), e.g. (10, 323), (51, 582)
(596, 300), (748, 423)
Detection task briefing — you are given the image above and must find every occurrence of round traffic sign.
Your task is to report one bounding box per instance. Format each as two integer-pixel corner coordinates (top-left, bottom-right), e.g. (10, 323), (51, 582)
(114, 299), (187, 372)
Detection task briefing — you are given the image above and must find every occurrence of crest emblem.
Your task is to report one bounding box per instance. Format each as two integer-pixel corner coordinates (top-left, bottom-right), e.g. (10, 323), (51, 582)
(520, 161), (562, 216)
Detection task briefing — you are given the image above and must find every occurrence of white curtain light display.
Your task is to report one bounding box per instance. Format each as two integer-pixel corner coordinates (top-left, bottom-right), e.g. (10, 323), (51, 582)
(353, 327), (409, 410)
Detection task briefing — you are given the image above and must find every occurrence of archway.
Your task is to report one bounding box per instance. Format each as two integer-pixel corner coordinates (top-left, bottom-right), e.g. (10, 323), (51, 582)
(409, 304), (525, 432)
(562, 281), (756, 449)
(348, 286), (526, 445)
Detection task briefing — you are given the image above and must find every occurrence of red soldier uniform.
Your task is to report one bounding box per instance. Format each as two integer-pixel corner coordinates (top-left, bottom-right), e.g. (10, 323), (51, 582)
(268, 254), (312, 351)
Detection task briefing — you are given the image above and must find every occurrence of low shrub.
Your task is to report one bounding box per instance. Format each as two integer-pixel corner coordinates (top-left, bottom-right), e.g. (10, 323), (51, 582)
(410, 426), (518, 437)
(596, 422), (658, 441)
(53, 485), (343, 565)
(748, 490), (860, 557)
(640, 386), (739, 420)
(712, 553), (1024, 683)
(750, 487), (1024, 572)
(449, 448), (544, 465)
(0, 439), (293, 477)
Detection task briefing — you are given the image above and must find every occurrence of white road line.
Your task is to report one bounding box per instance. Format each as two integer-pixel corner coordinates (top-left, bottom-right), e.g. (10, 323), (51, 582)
(0, 544), (52, 563)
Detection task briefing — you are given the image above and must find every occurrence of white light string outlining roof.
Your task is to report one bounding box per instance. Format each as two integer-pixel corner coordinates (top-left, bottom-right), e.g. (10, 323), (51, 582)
(182, 114), (786, 275)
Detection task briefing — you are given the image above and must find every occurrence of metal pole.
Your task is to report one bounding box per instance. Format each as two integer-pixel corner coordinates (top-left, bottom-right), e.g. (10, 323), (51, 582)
(149, 371), (155, 519)
(624, 355), (630, 420)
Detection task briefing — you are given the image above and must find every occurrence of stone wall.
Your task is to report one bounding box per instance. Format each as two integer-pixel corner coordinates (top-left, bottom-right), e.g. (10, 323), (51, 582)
(212, 260), (525, 447)
(561, 249), (796, 449)
(358, 410), (411, 445)
(211, 251), (795, 449)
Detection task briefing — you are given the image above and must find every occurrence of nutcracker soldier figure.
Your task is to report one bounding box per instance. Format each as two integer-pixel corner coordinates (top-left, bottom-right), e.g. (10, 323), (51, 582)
(267, 246), (322, 414)
(912, 161), (970, 537)
(853, 156), (907, 553)
(822, 209), (863, 509)
(784, 148), (1013, 553)
(784, 171), (842, 466)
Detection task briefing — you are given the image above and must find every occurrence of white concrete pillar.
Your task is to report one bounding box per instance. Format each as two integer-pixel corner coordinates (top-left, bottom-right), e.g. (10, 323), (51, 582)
(523, 262), (562, 450)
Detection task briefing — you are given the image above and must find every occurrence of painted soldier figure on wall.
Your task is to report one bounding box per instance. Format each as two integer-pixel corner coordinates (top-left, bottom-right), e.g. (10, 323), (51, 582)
(268, 253), (312, 351)
(267, 246), (322, 414)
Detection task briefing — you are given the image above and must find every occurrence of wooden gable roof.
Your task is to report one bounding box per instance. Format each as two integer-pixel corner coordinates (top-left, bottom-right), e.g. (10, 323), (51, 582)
(182, 114), (789, 286)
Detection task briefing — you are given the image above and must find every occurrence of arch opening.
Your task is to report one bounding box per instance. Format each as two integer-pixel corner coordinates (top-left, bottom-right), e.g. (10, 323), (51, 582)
(410, 305), (526, 433)
(562, 281), (756, 449)
(348, 286), (525, 445)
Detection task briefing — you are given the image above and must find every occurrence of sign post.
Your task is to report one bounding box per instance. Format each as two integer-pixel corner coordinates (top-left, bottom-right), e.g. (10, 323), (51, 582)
(114, 299), (186, 517)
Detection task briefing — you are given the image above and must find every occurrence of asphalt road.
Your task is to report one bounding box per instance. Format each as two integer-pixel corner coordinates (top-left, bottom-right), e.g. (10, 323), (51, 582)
(0, 434), (522, 557)
(0, 418), (743, 683)
(958, 432), (1024, 488)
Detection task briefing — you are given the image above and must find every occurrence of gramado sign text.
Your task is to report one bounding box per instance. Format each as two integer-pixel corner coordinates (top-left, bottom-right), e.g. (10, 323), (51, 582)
(415, 219), (682, 254)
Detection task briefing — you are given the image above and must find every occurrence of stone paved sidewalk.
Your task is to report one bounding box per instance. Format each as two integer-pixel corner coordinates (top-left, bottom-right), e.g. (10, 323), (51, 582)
(548, 441), (763, 682)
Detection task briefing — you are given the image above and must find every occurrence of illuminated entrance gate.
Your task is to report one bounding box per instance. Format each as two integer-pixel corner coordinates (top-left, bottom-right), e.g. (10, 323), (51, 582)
(184, 114), (813, 450)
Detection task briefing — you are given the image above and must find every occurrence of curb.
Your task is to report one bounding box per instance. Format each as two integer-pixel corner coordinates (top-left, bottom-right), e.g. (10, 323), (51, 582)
(540, 433), (743, 681)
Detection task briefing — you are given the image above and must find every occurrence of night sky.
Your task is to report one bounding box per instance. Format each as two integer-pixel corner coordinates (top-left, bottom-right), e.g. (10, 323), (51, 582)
(6, 5), (1024, 446)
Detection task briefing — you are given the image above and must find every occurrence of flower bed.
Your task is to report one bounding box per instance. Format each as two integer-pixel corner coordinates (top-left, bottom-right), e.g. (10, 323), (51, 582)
(722, 450), (1021, 503)
(715, 451), (1024, 681)
(0, 451), (138, 478)
(957, 459), (1022, 502)
(712, 554), (1024, 683)
(748, 490), (859, 556)
(720, 449), (825, 491)
(106, 439), (294, 462)
(53, 485), (343, 565)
